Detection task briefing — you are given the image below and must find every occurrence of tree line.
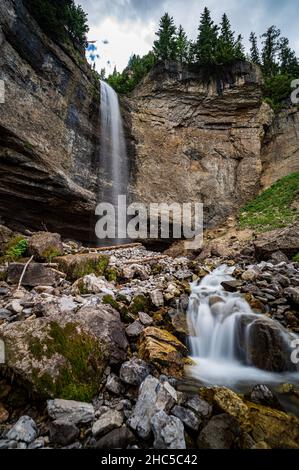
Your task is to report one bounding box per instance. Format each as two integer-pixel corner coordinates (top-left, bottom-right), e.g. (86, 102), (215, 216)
(107, 6), (299, 109)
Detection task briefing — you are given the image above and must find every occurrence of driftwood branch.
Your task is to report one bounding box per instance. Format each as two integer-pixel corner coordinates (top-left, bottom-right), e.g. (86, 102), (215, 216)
(17, 256), (34, 290)
(88, 243), (143, 252)
(122, 255), (168, 265)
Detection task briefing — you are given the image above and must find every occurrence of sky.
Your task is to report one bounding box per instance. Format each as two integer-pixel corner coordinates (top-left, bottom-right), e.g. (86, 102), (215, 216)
(77, 0), (299, 73)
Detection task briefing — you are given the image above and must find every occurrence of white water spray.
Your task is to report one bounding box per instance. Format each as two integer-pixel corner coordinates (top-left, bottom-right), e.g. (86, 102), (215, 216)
(187, 265), (299, 388)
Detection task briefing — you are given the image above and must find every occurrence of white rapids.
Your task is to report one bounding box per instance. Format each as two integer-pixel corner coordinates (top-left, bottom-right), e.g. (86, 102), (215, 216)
(187, 265), (299, 389)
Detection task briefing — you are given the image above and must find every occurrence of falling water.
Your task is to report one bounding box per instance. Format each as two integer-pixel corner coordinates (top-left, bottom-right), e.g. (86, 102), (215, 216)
(99, 80), (129, 244)
(187, 265), (299, 389)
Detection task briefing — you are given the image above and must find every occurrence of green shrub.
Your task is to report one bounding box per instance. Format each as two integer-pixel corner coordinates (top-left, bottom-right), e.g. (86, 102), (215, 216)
(263, 74), (296, 112)
(293, 253), (299, 263)
(239, 172), (299, 231)
(5, 237), (28, 261)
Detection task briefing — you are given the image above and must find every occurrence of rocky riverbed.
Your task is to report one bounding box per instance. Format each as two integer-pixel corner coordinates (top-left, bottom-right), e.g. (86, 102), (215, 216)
(0, 224), (299, 449)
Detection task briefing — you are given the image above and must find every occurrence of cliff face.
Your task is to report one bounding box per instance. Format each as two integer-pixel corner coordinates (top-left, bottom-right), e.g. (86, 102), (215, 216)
(127, 61), (273, 227)
(0, 0), (100, 242)
(261, 107), (299, 188)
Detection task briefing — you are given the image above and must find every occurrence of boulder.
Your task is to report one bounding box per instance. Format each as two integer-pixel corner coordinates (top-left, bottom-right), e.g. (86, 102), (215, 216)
(49, 419), (79, 446)
(94, 427), (137, 449)
(185, 396), (212, 419)
(28, 232), (64, 261)
(285, 287), (299, 308)
(171, 405), (201, 431)
(92, 409), (124, 438)
(138, 312), (153, 326)
(119, 358), (151, 386)
(6, 416), (37, 444)
(151, 410), (186, 449)
(128, 376), (177, 440)
(72, 274), (113, 295)
(221, 280), (242, 292)
(0, 316), (109, 400)
(47, 399), (95, 425)
(0, 225), (13, 253)
(197, 414), (240, 449)
(7, 262), (62, 287)
(254, 223), (299, 261)
(138, 327), (188, 378)
(106, 374), (124, 395)
(76, 306), (128, 365)
(247, 318), (294, 372)
(125, 320), (144, 338)
(54, 253), (109, 281)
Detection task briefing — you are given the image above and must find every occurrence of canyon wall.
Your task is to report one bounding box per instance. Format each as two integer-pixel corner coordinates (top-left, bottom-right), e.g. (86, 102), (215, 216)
(0, 0), (100, 242)
(127, 62), (272, 228)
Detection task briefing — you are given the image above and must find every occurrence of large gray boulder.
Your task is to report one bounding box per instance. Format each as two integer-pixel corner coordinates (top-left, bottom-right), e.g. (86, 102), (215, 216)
(254, 223), (299, 261)
(47, 399), (95, 425)
(151, 411), (186, 449)
(197, 414), (240, 449)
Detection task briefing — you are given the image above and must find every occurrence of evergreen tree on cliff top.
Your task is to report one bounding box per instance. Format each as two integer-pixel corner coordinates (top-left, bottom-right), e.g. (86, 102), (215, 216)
(175, 25), (189, 64)
(153, 13), (177, 61)
(261, 25), (281, 77)
(216, 13), (235, 63)
(279, 37), (299, 75)
(249, 32), (261, 65)
(196, 7), (218, 65)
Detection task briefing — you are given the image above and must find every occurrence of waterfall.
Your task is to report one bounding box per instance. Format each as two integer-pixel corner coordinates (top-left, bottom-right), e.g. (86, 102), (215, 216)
(99, 80), (129, 244)
(187, 265), (299, 389)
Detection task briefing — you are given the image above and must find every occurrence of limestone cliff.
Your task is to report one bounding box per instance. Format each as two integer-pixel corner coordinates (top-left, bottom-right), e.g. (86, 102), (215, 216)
(261, 107), (299, 188)
(0, 0), (100, 242)
(126, 61), (272, 227)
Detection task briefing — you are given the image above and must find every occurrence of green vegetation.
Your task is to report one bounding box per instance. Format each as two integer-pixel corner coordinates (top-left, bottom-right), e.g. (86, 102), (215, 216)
(293, 253), (299, 263)
(57, 254), (109, 281)
(239, 172), (299, 232)
(106, 6), (298, 110)
(42, 248), (61, 263)
(29, 321), (107, 401)
(4, 237), (28, 262)
(25, 0), (89, 47)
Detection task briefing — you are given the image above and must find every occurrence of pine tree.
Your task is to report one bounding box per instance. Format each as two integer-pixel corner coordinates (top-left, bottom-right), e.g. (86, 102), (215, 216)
(196, 7), (218, 65)
(217, 13), (235, 63)
(261, 26), (281, 77)
(234, 34), (245, 60)
(279, 37), (299, 75)
(187, 41), (197, 64)
(249, 32), (260, 65)
(175, 25), (189, 64)
(153, 13), (177, 61)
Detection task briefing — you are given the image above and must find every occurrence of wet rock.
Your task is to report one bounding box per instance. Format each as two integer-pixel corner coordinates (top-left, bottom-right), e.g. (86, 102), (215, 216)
(126, 320), (144, 338)
(171, 405), (200, 431)
(28, 232), (64, 261)
(92, 409), (123, 438)
(221, 280), (242, 292)
(7, 263), (61, 287)
(94, 427), (137, 449)
(138, 327), (188, 378)
(106, 374), (124, 395)
(151, 410), (186, 449)
(197, 414), (240, 449)
(6, 416), (37, 443)
(54, 253), (109, 281)
(47, 399), (95, 425)
(76, 306), (128, 365)
(119, 358), (151, 386)
(49, 419), (79, 446)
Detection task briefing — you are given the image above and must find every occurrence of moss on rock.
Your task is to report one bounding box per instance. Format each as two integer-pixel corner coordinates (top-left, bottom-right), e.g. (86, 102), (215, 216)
(55, 253), (109, 281)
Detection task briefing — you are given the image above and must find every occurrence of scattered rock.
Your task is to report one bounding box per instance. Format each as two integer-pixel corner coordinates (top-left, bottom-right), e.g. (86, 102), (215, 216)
(138, 312), (153, 326)
(92, 409), (123, 438)
(138, 327), (188, 378)
(150, 290), (164, 308)
(221, 280), (242, 292)
(249, 385), (278, 408)
(54, 253), (109, 281)
(106, 374), (124, 395)
(126, 320), (144, 338)
(197, 414), (240, 449)
(0, 403), (9, 423)
(6, 416), (37, 443)
(285, 287), (299, 307)
(185, 396), (212, 419)
(151, 410), (186, 449)
(47, 399), (95, 425)
(28, 232), (64, 261)
(171, 405), (201, 431)
(7, 263), (61, 287)
(254, 223), (299, 261)
(119, 358), (151, 386)
(49, 419), (79, 446)
(94, 427), (137, 449)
